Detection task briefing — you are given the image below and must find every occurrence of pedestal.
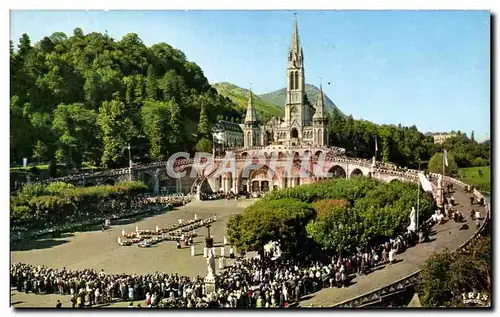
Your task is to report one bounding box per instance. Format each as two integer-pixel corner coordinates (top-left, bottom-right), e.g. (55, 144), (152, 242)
(204, 275), (216, 295)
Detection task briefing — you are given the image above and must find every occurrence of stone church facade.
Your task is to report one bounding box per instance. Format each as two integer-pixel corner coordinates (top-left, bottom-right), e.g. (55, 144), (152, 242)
(213, 16), (329, 150)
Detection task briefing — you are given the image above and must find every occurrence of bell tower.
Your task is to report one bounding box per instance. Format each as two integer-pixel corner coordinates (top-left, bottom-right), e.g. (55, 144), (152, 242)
(285, 14), (306, 126)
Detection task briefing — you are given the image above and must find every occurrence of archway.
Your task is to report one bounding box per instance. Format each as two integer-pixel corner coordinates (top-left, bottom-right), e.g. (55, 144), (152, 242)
(261, 181), (270, 192)
(291, 128), (299, 138)
(251, 180), (260, 192)
(390, 178), (401, 183)
(266, 131), (272, 145)
(103, 179), (115, 186)
(350, 169), (363, 178)
(158, 170), (169, 194)
(142, 173), (155, 192)
(328, 165), (347, 179)
(314, 150), (323, 158)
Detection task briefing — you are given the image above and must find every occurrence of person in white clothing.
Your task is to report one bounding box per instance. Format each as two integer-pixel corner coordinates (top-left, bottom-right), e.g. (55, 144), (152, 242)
(191, 245), (195, 257)
(389, 249), (395, 264)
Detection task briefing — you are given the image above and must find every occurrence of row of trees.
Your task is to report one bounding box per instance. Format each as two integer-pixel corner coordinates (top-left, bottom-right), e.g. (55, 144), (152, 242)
(10, 30), (243, 173)
(328, 109), (490, 170)
(226, 177), (435, 257)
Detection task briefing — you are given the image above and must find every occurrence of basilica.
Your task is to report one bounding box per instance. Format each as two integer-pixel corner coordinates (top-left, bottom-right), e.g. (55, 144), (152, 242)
(212, 16), (329, 150)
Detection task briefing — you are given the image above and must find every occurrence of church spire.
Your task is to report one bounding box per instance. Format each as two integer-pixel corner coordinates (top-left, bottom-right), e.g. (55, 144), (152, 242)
(318, 82), (325, 107)
(313, 81), (325, 119)
(290, 14), (301, 55)
(244, 86), (258, 125)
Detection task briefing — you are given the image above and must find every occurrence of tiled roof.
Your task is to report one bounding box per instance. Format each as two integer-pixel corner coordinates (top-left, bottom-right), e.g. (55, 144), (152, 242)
(212, 120), (244, 133)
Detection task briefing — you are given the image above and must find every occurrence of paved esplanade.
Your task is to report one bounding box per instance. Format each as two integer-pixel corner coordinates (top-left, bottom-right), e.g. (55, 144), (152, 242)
(11, 189), (483, 308)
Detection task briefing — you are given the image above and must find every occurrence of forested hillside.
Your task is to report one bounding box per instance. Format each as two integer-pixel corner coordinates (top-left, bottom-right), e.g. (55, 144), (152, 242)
(10, 29), (243, 172)
(10, 29), (490, 177)
(212, 82), (284, 122)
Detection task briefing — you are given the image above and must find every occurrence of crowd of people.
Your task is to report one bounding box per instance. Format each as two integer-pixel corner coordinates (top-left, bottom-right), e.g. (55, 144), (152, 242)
(11, 224), (421, 309)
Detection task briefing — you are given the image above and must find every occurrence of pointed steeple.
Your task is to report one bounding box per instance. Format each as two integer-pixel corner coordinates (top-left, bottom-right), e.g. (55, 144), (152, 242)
(244, 86), (258, 125)
(313, 82), (325, 119)
(290, 14), (301, 55)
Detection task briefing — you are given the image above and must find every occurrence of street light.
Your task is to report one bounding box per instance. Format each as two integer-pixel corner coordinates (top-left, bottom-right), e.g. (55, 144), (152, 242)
(127, 143), (132, 181)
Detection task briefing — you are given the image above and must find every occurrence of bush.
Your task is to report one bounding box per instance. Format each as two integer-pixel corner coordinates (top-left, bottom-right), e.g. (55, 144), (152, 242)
(472, 157), (486, 167)
(10, 181), (148, 230)
(228, 177), (435, 258)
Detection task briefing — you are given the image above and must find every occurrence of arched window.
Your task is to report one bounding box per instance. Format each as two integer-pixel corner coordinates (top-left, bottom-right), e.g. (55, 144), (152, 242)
(294, 72), (299, 90)
(246, 132), (251, 147)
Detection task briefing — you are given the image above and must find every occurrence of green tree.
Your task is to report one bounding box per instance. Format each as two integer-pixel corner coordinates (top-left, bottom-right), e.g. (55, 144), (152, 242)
(195, 137), (212, 153)
(197, 104), (210, 137)
(97, 98), (132, 167)
(32, 140), (48, 163)
(226, 198), (314, 256)
(141, 100), (170, 161)
(428, 152), (458, 176)
(167, 100), (183, 151)
(52, 103), (99, 168)
(146, 64), (157, 100)
(306, 199), (363, 254)
(417, 236), (491, 307)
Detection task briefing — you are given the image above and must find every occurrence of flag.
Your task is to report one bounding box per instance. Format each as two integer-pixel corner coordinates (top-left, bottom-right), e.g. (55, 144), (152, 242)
(443, 150), (449, 167)
(418, 172), (434, 192)
(375, 137), (378, 152)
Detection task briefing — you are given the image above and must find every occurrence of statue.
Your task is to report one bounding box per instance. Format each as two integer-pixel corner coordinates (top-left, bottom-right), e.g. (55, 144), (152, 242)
(407, 207), (417, 232)
(206, 249), (216, 277)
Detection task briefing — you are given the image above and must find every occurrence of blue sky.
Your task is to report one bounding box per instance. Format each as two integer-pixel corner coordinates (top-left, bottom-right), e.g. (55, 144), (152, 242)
(10, 10), (491, 141)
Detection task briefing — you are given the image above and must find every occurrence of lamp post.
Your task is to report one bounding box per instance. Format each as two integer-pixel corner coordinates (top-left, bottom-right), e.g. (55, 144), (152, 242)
(127, 143), (132, 181)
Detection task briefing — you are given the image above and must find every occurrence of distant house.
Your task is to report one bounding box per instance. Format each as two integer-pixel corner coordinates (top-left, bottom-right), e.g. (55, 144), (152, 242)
(211, 120), (244, 148)
(427, 132), (458, 144)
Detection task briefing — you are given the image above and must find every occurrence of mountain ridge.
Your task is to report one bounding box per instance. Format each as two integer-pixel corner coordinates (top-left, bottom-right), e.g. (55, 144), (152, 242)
(213, 82), (344, 123)
(258, 84), (343, 115)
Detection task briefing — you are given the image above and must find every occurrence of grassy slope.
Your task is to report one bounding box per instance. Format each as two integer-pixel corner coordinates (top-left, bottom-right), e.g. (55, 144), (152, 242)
(258, 84), (344, 115)
(457, 166), (490, 193)
(212, 82), (284, 121)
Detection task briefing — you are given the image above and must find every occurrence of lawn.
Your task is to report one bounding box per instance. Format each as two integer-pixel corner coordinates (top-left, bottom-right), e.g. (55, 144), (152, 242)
(457, 166), (490, 193)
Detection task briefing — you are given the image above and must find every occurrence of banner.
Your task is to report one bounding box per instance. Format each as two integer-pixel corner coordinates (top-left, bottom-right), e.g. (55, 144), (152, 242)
(443, 149), (448, 167)
(418, 172), (434, 193)
(22, 158), (27, 167)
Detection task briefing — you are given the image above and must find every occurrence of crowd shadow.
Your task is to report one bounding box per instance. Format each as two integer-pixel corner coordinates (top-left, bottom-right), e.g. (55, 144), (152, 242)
(11, 239), (70, 252)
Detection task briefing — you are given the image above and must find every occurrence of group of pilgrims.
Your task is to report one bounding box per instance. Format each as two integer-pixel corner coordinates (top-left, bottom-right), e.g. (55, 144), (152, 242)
(116, 214), (215, 247)
(11, 180), (485, 308)
(12, 227), (418, 308)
